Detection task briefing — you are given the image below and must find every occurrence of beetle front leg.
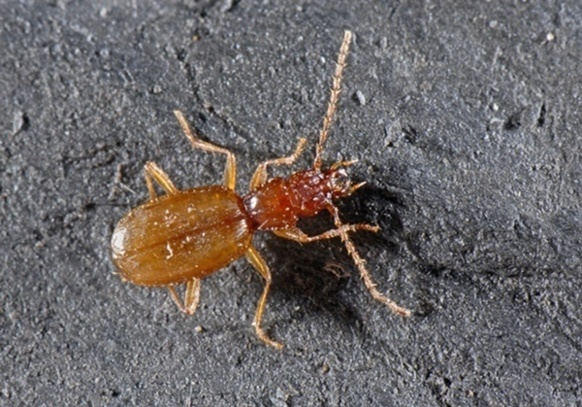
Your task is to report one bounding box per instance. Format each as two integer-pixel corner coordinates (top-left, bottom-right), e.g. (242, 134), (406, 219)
(245, 245), (283, 350)
(144, 161), (178, 198)
(274, 224), (379, 242)
(167, 278), (201, 315)
(249, 137), (307, 191)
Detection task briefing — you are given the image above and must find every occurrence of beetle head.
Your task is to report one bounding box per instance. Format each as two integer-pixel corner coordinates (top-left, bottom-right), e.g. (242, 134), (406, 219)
(327, 161), (365, 200)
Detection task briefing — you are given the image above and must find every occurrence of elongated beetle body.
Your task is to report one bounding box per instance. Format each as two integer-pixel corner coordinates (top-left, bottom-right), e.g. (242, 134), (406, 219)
(111, 31), (410, 349)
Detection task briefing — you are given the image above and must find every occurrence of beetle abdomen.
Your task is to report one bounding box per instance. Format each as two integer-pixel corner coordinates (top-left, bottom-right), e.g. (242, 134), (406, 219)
(112, 186), (253, 286)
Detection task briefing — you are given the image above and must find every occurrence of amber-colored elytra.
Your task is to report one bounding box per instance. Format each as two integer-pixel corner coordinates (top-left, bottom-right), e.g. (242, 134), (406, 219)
(111, 31), (411, 350)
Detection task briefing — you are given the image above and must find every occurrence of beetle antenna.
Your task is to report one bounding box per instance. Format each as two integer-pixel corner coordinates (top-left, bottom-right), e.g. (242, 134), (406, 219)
(327, 204), (411, 317)
(314, 30), (353, 170)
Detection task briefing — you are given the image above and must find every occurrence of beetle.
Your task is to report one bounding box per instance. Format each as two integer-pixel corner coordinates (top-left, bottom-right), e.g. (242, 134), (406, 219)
(111, 31), (411, 349)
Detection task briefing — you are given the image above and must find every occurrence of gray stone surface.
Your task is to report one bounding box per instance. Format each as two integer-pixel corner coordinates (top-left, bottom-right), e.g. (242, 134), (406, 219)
(1, 1), (581, 406)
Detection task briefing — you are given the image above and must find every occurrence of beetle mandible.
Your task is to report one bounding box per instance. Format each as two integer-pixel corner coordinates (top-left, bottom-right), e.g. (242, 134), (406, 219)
(111, 31), (411, 349)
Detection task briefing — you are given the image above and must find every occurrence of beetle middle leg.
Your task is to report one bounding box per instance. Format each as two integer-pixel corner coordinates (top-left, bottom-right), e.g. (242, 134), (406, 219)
(245, 245), (283, 350)
(144, 161), (178, 198)
(167, 278), (201, 315)
(173, 110), (238, 190)
(249, 137), (308, 191)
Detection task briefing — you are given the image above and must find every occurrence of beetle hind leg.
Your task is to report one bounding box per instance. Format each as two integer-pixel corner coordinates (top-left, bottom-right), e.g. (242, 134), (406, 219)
(168, 278), (201, 315)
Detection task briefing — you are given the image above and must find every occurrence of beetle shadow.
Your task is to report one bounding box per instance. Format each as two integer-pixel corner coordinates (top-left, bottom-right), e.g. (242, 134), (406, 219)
(261, 185), (410, 341)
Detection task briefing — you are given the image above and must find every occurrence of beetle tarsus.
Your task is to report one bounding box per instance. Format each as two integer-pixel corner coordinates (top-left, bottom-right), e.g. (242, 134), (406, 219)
(168, 278), (201, 315)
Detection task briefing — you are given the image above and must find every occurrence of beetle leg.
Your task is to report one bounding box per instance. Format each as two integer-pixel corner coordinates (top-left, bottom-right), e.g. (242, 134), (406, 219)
(167, 278), (201, 315)
(245, 245), (283, 350)
(173, 110), (238, 190)
(144, 161), (178, 198)
(273, 224), (379, 242)
(326, 204), (411, 317)
(249, 137), (307, 191)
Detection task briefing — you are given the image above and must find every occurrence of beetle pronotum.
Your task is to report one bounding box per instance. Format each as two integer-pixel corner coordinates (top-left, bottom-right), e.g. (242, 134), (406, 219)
(111, 31), (411, 349)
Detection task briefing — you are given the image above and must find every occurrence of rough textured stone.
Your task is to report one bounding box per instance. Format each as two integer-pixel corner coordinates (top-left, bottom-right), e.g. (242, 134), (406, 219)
(1, 1), (581, 405)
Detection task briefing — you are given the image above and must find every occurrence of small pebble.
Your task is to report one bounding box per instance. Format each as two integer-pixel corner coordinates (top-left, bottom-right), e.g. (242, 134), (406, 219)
(353, 90), (366, 106)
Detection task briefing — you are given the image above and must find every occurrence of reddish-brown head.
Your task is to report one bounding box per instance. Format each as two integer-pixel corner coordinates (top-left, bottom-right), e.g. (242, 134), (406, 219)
(242, 163), (362, 231)
(286, 163), (363, 219)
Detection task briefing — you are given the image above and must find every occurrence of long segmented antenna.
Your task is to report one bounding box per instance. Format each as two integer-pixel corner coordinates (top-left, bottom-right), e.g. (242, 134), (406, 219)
(327, 204), (412, 317)
(314, 30), (353, 170)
